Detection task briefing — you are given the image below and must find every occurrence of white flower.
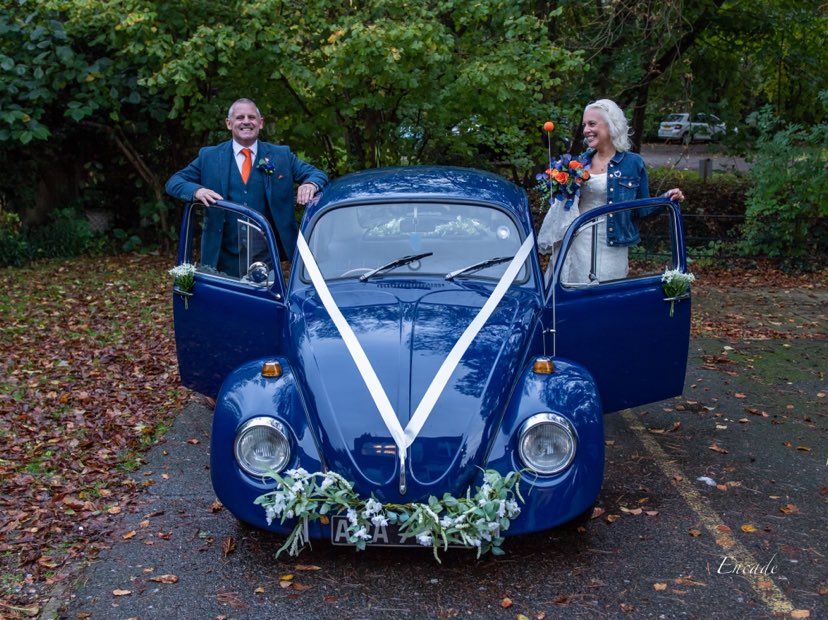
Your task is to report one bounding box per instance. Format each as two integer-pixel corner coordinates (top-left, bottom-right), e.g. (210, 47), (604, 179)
(416, 533), (433, 547)
(363, 498), (382, 516)
(319, 476), (335, 492)
(439, 516), (454, 528)
(661, 268), (695, 284)
(168, 263), (196, 278)
(468, 537), (482, 548)
(505, 500), (520, 518)
(483, 471), (499, 485)
(285, 468), (309, 479)
(286, 509), (294, 519)
(478, 483), (492, 497)
(371, 515), (388, 528)
(497, 500), (506, 519)
(346, 508), (358, 525)
(290, 481), (305, 494)
(265, 506), (276, 525)
(354, 527), (371, 541)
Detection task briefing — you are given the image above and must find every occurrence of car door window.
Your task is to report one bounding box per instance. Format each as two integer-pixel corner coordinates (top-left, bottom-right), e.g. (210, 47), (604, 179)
(186, 203), (276, 286)
(558, 204), (677, 287)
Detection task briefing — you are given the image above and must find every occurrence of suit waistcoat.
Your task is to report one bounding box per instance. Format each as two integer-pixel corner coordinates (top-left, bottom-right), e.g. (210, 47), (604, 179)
(226, 158), (268, 215)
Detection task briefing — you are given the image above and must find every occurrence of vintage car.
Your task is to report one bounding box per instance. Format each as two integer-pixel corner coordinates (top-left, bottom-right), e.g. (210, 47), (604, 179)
(171, 166), (690, 546)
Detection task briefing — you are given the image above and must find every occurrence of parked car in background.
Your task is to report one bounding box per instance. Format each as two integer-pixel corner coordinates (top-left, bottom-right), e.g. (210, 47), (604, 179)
(658, 113), (726, 143)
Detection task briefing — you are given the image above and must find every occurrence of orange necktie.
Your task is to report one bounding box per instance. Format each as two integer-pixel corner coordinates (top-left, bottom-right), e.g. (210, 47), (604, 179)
(241, 148), (252, 184)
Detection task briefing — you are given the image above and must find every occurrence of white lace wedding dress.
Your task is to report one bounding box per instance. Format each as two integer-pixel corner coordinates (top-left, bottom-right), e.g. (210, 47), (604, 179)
(538, 172), (629, 284)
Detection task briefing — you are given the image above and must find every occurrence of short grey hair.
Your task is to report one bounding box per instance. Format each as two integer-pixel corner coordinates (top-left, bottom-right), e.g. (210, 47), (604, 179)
(227, 98), (262, 119)
(584, 99), (632, 152)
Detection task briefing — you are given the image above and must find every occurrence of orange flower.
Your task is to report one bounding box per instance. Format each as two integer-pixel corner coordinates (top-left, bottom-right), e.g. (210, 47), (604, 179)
(545, 168), (555, 177)
(543, 121), (555, 132)
(555, 171), (569, 184)
(568, 160), (582, 169)
(582, 170), (590, 180)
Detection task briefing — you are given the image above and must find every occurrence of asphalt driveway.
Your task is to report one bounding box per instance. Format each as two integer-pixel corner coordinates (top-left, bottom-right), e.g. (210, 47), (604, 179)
(56, 285), (825, 619)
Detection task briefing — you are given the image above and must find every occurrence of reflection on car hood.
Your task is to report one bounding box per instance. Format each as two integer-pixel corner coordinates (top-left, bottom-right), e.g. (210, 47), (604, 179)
(288, 280), (540, 502)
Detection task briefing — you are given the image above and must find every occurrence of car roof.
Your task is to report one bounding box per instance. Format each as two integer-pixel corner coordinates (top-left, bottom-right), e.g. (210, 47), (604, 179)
(306, 166), (529, 223)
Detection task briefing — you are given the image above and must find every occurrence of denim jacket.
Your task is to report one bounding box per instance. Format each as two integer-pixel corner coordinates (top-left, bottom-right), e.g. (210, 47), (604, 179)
(581, 148), (650, 247)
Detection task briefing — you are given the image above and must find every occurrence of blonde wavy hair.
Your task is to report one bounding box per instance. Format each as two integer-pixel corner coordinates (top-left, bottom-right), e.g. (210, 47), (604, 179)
(584, 99), (632, 152)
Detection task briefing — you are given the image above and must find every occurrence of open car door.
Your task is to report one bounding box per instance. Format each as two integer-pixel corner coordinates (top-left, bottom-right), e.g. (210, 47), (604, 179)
(172, 200), (287, 398)
(544, 198), (691, 413)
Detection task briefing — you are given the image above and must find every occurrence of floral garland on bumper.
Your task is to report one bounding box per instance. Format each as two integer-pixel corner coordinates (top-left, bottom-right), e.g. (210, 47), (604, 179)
(255, 468), (523, 561)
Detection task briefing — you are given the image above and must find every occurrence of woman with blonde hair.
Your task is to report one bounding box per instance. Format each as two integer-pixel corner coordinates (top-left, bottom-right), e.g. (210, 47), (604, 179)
(539, 98), (684, 282)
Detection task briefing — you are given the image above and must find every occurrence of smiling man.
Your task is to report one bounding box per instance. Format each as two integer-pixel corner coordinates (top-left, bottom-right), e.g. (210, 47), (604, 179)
(165, 98), (328, 272)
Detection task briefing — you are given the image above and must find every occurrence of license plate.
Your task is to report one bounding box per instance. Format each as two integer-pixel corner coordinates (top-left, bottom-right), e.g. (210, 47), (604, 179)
(330, 515), (468, 548)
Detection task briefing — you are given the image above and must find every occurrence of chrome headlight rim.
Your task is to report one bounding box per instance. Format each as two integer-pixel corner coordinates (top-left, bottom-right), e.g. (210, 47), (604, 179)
(233, 416), (291, 477)
(517, 412), (577, 476)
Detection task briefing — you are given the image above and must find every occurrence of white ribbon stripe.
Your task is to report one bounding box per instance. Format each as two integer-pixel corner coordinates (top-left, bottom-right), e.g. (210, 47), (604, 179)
(297, 231), (536, 474)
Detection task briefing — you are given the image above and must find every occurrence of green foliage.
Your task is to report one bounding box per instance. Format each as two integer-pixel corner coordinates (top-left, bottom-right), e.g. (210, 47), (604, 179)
(740, 108), (828, 259)
(26, 208), (104, 261)
(0, 208), (29, 267)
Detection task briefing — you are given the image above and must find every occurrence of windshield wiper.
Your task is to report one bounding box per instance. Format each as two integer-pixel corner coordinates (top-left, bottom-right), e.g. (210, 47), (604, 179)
(359, 252), (434, 282)
(445, 256), (514, 281)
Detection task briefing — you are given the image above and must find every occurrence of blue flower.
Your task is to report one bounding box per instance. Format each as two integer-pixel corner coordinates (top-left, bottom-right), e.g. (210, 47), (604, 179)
(257, 157), (276, 175)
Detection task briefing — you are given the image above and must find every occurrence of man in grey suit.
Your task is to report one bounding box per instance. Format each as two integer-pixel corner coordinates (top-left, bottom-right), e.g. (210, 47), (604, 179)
(166, 98), (328, 274)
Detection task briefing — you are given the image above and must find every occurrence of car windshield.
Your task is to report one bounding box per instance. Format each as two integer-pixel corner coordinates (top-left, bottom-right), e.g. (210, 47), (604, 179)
(664, 114), (686, 122)
(304, 202), (527, 282)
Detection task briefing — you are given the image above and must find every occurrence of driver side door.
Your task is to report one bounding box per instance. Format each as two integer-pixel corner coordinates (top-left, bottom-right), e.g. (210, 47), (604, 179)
(172, 200), (287, 398)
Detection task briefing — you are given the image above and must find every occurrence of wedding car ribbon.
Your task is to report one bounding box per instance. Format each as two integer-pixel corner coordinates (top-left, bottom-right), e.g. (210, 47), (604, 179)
(297, 233), (409, 472)
(296, 232), (536, 474)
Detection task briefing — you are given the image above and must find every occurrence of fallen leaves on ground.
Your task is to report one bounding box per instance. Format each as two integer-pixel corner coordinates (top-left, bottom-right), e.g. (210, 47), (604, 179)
(500, 598), (513, 609)
(0, 254), (188, 610)
(148, 574), (179, 584)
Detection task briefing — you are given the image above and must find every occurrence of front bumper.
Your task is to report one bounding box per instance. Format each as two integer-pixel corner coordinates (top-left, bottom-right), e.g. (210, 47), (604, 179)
(210, 358), (605, 538)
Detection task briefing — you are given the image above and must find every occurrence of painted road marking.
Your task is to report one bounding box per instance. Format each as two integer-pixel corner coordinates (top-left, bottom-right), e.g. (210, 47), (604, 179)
(621, 410), (797, 616)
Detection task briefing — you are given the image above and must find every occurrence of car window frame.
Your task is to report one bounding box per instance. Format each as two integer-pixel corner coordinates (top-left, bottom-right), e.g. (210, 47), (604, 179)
(296, 197), (537, 288)
(552, 199), (682, 292)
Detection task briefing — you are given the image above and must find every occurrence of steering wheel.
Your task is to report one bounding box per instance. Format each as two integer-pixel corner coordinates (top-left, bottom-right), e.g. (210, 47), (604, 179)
(339, 267), (373, 278)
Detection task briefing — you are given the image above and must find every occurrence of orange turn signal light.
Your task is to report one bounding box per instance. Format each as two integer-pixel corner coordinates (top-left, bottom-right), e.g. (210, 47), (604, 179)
(533, 357), (554, 374)
(261, 361), (282, 378)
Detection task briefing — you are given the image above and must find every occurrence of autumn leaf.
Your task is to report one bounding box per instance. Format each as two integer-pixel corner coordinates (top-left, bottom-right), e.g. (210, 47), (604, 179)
(149, 574), (179, 584)
(740, 524), (758, 533)
(780, 504), (798, 515)
(790, 610), (810, 619)
(654, 583), (667, 591)
(222, 536), (236, 557)
(734, 393), (747, 399)
(688, 528), (702, 537)
(709, 443), (728, 454)
(292, 582), (312, 591)
(254, 586), (265, 594)
(186, 438), (200, 445)
(295, 564), (322, 571)
(716, 525), (732, 534)
(122, 530), (136, 540)
(210, 500), (223, 513)
(605, 514), (620, 523)
(590, 507), (605, 520)
(501, 598), (513, 608)
(112, 589), (132, 596)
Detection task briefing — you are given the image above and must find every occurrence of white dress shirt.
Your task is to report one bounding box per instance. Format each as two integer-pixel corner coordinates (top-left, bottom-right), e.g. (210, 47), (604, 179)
(232, 140), (258, 175)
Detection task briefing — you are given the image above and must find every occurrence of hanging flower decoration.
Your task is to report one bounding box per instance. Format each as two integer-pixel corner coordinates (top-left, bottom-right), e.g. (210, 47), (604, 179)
(254, 468), (524, 562)
(535, 121), (591, 211)
(661, 269), (696, 317)
(169, 263), (196, 309)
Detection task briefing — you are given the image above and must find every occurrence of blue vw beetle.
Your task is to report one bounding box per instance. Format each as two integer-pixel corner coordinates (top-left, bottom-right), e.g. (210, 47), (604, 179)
(172, 166), (690, 547)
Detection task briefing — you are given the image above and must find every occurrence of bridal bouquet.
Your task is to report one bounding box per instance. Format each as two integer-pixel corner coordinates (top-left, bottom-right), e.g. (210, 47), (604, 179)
(536, 154), (591, 211)
(661, 269), (696, 317)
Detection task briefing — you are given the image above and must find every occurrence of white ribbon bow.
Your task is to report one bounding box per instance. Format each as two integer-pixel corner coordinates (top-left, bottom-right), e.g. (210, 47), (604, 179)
(297, 231), (535, 487)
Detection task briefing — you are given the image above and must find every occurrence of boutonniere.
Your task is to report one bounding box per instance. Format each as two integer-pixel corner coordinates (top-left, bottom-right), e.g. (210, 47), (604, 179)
(257, 157), (276, 175)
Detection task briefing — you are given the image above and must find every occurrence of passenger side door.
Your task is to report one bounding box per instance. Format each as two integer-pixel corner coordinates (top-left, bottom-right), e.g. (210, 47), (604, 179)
(544, 198), (691, 413)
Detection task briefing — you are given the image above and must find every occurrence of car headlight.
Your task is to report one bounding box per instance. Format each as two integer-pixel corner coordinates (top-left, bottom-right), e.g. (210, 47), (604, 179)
(518, 413), (577, 475)
(234, 417), (291, 477)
